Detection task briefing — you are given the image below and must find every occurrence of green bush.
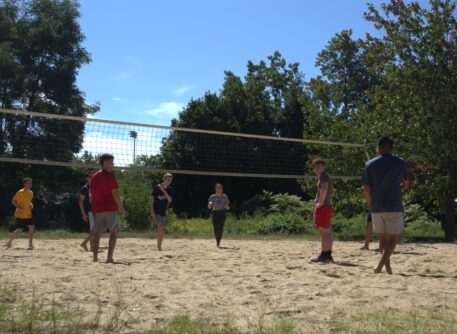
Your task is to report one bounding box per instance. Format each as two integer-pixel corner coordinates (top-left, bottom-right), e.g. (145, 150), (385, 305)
(331, 214), (366, 239)
(256, 213), (314, 235)
(404, 203), (442, 237)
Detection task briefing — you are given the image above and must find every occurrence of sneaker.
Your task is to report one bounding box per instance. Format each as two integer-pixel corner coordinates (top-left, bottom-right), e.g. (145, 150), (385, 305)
(322, 251), (334, 263)
(324, 255), (334, 263)
(311, 253), (325, 263)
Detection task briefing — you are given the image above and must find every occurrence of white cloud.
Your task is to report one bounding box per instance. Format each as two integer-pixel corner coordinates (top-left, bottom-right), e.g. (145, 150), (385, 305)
(172, 85), (192, 97)
(112, 97), (125, 102)
(146, 101), (185, 119)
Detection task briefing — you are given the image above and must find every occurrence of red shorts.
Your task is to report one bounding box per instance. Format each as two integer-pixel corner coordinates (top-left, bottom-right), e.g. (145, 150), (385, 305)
(314, 205), (334, 229)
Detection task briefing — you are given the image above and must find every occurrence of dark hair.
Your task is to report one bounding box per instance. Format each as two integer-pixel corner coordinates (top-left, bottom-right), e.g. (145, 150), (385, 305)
(23, 177), (32, 184)
(99, 153), (114, 166)
(312, 157), (325, 166)
(377, 136), (394, 149)
(86, 171), (95, 178)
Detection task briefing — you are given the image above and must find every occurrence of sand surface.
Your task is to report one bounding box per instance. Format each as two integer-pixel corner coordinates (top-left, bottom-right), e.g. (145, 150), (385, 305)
(1, 238), (457, 332)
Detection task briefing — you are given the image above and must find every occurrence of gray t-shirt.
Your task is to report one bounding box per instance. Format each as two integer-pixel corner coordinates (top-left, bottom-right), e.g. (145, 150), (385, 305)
(208, 194), (230, 211)
(362, 153), (409, 213)
(315, 172), (333, 206)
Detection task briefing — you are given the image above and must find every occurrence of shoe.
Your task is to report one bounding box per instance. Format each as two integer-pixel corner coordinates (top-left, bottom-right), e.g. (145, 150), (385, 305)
(311, 253), (325, 262)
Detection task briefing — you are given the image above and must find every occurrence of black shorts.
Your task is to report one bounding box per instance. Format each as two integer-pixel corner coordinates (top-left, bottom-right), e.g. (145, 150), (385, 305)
(367, 212), (373, 224)
(15, 218), (34, 230)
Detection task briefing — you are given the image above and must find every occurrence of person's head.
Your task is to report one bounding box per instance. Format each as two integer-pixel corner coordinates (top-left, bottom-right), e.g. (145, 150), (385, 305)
(376, 136), (394, 155)
(23, 177), (33, 189)
(312, 158), (326, 175)
(162, 173), (173, 186)
(99, 153), (114, 172)
(86, 171), (95, 185)
(215, 183), (223, 194)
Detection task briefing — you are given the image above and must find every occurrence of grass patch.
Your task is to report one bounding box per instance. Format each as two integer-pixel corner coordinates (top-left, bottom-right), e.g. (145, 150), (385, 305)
(1, 284), (457, 333)
(0, 210), (445, 242)
(330, 306), (457, 334)
(0, 283), (135, 334)
(146, 316), (296, 334)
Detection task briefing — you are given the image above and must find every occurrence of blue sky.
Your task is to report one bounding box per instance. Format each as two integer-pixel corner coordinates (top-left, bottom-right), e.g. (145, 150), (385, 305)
(76, 0), (426, 126)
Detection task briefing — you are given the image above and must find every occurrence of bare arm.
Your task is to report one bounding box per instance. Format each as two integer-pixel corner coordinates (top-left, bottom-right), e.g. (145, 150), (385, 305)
(11, 198), (23, 211)
(160, 186), (172, 203)
(208, 201), (213, 210)
(112, 188), (126, 214)
(363, 185), (372, 209)
(401, 178), (410, 193)
(224, 198), (230, 210)
(150, 196), (155, 217)
(79, 194), (88, 221)
(316, 183), (328, 208)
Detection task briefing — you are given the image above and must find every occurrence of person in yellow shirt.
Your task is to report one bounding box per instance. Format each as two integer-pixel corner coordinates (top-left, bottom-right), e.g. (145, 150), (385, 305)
(6, 178), (35, 250)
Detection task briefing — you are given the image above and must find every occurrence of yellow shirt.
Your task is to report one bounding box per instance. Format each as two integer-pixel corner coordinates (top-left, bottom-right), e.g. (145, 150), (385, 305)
(13, 188), (34, 219)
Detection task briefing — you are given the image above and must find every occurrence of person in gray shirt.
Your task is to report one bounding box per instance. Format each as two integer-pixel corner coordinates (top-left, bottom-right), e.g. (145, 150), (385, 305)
(363, 136), (410, 274)
(208, 183), (230, 248)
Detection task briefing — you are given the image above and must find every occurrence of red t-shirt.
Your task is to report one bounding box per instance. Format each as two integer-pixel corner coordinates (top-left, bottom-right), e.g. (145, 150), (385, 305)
(90, 170), (119, 213)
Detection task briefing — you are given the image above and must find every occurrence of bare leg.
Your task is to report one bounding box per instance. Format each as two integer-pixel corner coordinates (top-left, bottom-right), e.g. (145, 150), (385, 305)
(107, 230), (118, 263)
(361, 222), (373, 250)
(157, 224), (164, 251)
(328, 229), (333, 251)
(6, 228), (23, 248)
(81, 233), (91, 251)
(27, 225), (35, 249)
(374, 234), (399, 274)
(318, 227), (332, 251)
(89, 230), (94, 251)
(92, 232), (102, 262)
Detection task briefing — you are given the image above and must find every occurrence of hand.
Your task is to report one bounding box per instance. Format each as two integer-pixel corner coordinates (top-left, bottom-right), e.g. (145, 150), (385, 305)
(82, 213), (88, 222)
(30, 203), (34, 210)
(159, 184), (165, 191)
(17, 207), (24, 213)
(315, 203), (322, 209)
(118, 207), (127, 215)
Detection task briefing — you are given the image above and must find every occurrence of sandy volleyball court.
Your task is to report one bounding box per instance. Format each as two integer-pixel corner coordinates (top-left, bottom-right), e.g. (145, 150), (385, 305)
(1, 238), (457, 332)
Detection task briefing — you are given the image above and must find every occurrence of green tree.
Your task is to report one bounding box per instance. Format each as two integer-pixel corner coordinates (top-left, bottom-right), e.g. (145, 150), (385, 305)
(0, 0), (98, 222)
(0, 0), (98, 161)
(159, 52), (308, 215)
(363, 0), (457, 238)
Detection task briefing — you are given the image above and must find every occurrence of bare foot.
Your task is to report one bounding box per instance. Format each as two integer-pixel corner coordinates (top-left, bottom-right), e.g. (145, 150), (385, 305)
(385, 263), (393, 275)
(27, 245), (34, 250)
(360, 245), (369, 250)
(373, 266), (382, 274)
(80, 243), (88, 251)
(106, 258), (114, 264)
(5, 242), (11, 249)
(93, 257), (98, 262)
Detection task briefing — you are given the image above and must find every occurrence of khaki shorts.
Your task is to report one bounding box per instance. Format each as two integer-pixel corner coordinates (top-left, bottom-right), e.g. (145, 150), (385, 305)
(372, 212), (404, 234)
(93, 211), (119, 233)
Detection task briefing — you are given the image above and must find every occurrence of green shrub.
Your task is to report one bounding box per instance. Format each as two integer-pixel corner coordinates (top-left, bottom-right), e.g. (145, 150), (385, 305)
(239, 191), (273, 215)
(256, 213), (314, 235)
(404, 203), (442, 237)
(331, 214), (366, 239)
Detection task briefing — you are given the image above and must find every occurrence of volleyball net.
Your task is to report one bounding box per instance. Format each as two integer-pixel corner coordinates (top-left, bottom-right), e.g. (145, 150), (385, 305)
(0, 108), (367, 179)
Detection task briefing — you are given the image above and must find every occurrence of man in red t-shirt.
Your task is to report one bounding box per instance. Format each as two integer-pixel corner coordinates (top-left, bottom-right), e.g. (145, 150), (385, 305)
(90, 154), (126, 263)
